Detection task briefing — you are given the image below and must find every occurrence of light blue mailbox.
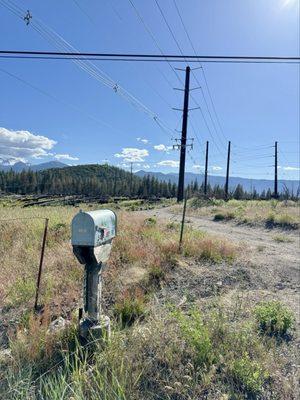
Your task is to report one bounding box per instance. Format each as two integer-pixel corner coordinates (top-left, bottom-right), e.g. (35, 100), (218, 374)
(72, 209), (117, 247)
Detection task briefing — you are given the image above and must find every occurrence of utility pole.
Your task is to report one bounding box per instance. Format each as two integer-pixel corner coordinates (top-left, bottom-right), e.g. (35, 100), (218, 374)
(177, 66), (190, 202)
(225, 140), (231, 199)
(204, 141), (209, 196)
(274, 141), (278, 198)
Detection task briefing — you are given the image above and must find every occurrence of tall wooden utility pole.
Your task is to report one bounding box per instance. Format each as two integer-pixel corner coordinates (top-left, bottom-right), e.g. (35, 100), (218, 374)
(177, 66), (190, 202)
(274, 141), (278, 198)
(204, 141), (209, 195)
(224, 140), (231, 199)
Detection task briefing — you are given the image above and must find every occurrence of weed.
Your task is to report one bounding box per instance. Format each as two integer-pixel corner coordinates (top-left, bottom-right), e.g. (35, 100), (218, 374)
(273, 235), (294, 243)
(7, 277), (36, 307)
(144, 217), (157, 226)
(114, 289), (147, 326)
(148, 265), (165, 285)
(254, 300), (294, 336)
(172, 307), (213, 368)
(229, 352), (268, 394)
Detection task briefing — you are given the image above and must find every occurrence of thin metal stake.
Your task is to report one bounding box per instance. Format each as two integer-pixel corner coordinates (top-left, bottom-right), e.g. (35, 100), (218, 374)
(34, 218), (49, 311)
(179, 192), (188, 251)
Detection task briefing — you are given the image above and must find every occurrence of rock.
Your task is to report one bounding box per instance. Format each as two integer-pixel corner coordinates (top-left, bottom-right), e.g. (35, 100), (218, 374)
(0, 348), (12, 361)
(48, 317), (69, 333)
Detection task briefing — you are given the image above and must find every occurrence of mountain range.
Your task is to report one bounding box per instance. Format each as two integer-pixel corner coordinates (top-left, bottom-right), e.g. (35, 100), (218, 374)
(135, 170), (299, 194)
(0, 161), (67, 172)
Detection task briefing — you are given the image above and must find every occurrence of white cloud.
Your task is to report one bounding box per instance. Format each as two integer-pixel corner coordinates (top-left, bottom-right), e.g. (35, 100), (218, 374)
(192, 165), (204, 170)
(282, 166), (300, 171)
(153, 144), (172, 152)
(212, 166), (222, 171)
(0, 127), (56, 163)
(114, 147), (149, 162)
(142, 164), (150, 169)
(54, 154), (79, 161)
(157, 160), (179, 168)
(136, 137), (149, 144)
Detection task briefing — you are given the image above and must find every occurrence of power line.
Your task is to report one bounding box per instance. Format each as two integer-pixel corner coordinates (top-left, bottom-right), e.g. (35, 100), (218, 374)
(0, 50), (299, 63)
(153, 0), (227, 156)
(0, 0), (176, 140)
(172, 0), (228, 145)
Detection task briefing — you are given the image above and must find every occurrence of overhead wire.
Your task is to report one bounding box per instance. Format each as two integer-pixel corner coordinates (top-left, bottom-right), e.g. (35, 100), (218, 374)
(172, 0), (228, 147)
(127, 0), (204, 154)
(153, 0), (227, 157)
(0, 0), (176, 139)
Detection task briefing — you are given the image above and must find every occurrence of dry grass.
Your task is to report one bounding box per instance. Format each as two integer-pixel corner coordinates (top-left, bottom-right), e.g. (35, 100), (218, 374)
(173, 198), (300, 229)
(0, 201), (297, 399)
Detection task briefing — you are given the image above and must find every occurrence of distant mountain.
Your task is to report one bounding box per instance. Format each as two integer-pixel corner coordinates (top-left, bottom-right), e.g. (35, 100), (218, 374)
(0, 161), (67, 172)
(135, 170), (299, 194)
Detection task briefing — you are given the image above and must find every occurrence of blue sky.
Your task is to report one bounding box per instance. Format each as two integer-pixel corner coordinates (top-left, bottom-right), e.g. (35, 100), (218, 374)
(0, 0), (299, 180)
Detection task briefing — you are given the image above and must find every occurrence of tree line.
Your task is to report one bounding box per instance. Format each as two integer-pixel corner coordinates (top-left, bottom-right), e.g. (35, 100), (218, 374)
(0, 164), (298, 200)
(185, 181), (299, 200)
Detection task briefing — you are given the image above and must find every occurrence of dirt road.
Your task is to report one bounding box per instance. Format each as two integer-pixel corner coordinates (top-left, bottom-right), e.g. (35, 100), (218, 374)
(139, 206), (300, 321)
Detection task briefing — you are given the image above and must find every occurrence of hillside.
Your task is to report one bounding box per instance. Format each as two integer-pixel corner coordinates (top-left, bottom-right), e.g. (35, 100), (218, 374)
(136, 170), (300, 194)
(0, 164), (176, 198)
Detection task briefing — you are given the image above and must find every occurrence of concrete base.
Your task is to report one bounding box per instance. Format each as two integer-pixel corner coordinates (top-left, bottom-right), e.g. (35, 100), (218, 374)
(79, 315), (111, 342)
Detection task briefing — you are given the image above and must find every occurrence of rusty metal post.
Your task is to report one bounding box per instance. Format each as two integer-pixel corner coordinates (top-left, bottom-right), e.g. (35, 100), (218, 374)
(34, 218), (48, 311)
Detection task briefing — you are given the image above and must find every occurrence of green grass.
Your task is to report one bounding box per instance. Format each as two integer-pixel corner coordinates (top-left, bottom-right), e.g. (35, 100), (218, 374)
(229, 352), (269, 394)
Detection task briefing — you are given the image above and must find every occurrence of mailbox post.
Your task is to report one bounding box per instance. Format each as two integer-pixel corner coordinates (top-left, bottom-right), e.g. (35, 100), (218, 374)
(71, 209), (117, 340)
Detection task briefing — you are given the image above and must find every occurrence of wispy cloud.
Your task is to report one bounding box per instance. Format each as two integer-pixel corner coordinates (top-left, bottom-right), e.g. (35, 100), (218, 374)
(153, 144), (172, 153)
(192, 164), (222, 171)
(157, 160), (179, 168)
(282, 166), (300, 171)
(114, 147), (149, 162)
(0, 127), (56, 163)
(54, 154), (79, 161)
(136, 137), (149, 144)
(192, 165), (204, 170)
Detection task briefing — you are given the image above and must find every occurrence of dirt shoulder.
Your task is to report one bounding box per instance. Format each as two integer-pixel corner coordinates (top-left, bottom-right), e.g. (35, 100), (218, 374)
(138, 206), (300, 323)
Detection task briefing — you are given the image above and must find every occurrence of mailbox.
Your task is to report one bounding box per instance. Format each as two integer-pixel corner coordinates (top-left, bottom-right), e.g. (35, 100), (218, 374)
(72, 209), (116, 247)
(71, 209), (117, 340)
(72, 209), (117, 265)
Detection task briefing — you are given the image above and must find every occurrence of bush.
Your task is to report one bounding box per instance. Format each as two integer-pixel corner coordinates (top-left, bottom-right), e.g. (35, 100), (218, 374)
(230, 352), (268, 394)
(254, 300), (294, 336)
(214, 212), (235, 222)
(172, 307), (213, 368)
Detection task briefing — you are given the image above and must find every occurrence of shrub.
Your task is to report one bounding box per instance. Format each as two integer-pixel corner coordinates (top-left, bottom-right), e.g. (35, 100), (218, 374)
(214, 213), (226, 221)
(144, 217), (156, 226)
(254, 300), (294, 336)
(114, 289), (146, 326)
(230, 352), (268, 394)
(265, 213), (275, 227)
(214, 212), (235, 222)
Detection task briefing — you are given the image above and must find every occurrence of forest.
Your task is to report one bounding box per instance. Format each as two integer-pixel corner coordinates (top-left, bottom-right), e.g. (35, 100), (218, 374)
(0, 164), (298, 200)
